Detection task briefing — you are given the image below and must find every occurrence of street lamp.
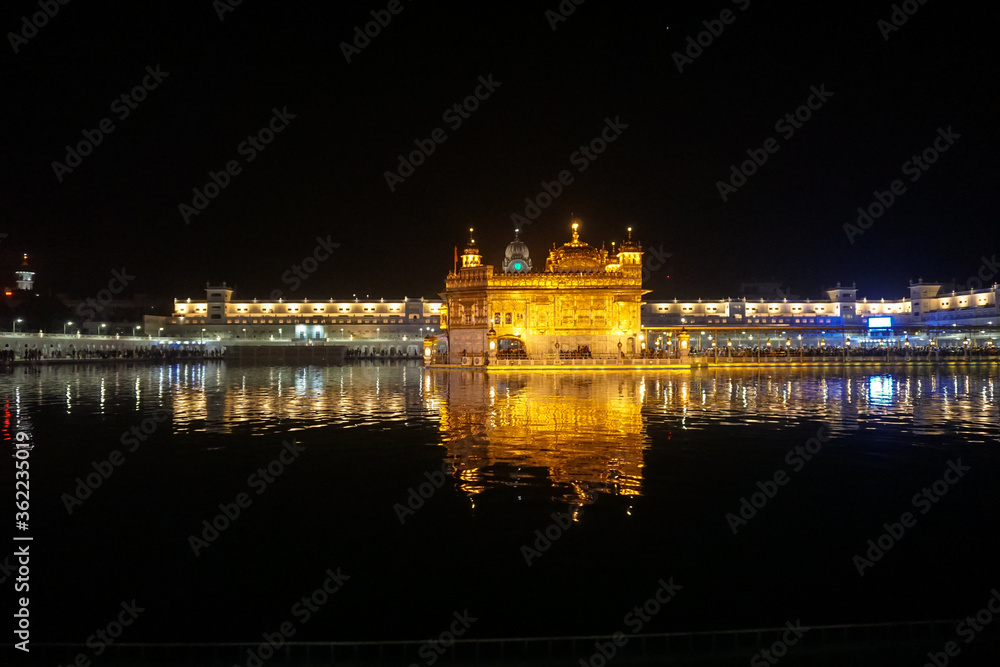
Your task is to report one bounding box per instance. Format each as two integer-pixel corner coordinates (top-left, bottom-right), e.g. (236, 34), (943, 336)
(201, 328), (206, 342)
(64, 321), (73, 335)
(158, 327), (164, 339)
(133, 325), (141, 337)
(99, 323), (107, 334)
(13, 318), (23, 333)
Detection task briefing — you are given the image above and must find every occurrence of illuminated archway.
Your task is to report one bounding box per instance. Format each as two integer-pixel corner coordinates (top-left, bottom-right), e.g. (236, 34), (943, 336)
(497, 336), (526, 359)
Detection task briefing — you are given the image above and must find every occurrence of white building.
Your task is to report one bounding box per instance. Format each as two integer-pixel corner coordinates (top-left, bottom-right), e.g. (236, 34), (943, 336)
(145, 283), (444, 356)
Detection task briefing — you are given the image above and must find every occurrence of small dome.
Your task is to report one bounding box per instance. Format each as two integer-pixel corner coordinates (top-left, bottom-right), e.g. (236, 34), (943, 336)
(505, 240), (530, 263)
(504, 229), (532, 273)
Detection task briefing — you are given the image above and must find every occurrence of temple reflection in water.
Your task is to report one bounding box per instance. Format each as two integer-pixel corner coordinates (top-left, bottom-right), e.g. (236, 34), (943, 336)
(428, 371), (647, 504)
(16, 363), (996, 504)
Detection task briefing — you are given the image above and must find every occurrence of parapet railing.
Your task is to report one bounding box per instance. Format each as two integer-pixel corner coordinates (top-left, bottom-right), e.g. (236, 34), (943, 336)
(489, 354), (680, 366)
(696, 350), (1000, 364)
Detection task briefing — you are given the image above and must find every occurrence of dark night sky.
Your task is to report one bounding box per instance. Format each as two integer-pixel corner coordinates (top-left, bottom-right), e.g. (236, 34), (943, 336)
(1, 0), (996, 304)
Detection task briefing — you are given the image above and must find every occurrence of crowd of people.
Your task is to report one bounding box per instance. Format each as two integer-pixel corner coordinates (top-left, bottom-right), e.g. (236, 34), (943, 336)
(636, 348), (671, 359)
(688, 345), (999, 358)
(344, 348), (419, 359)
(1, 345), (222, 363)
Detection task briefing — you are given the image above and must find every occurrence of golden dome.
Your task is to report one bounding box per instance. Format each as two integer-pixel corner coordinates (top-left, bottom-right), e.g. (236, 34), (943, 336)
(545, 220), (608, 273)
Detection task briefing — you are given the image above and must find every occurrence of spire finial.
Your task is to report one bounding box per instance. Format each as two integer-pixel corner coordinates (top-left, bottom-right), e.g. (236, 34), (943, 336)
(627, 226), (632, 241)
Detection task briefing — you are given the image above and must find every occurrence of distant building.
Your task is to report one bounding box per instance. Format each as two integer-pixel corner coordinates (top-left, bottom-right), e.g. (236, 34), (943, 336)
(145, 237), (998, 356)
(146, 283), (444, 356)
(643, 280), (999, 332)
(3, 253), (36, 297)
(14, 254), (34, 291)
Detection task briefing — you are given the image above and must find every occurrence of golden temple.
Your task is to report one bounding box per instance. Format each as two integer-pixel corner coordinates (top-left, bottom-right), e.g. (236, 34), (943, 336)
(440, 220), (650, 364)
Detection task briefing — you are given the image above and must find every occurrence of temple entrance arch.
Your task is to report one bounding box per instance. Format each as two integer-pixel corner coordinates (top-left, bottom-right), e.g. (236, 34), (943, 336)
(497, 336), (527, 359)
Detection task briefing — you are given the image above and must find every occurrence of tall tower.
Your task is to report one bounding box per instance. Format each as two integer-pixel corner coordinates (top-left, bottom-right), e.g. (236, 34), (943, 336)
(15, 254), (35, 291)
(460, 228), (482, 268)
(617, 227), (642, 267)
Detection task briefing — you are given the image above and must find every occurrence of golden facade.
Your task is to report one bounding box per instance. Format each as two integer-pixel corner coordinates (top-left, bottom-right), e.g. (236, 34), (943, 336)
(442, 221), (649, 362)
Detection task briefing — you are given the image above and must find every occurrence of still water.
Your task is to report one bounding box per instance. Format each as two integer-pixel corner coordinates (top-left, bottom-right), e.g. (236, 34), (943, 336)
(3, 362), (998, 647)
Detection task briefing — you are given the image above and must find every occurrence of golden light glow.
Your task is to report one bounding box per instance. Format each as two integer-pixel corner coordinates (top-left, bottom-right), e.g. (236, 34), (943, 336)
(431, 372), (646, 504)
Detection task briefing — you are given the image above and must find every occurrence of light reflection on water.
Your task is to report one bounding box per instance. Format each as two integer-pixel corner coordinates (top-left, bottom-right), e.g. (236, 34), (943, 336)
(2, 363), (997, 503)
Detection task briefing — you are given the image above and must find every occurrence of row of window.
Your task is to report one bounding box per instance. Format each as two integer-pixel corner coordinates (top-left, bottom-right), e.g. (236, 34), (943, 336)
(183, 316), (438, 324)
(183, 306), (439, 315)
(494, 312), (524, 325)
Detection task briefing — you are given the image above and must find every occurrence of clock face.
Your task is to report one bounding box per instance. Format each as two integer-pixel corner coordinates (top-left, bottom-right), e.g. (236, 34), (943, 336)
(513, 262), (522, 271)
